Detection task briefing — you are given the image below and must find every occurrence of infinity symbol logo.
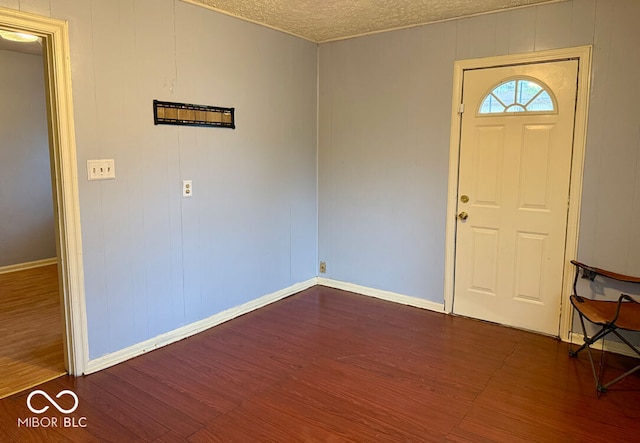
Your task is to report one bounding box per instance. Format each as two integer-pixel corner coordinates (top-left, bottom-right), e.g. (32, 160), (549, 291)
(27, 390), (79, 414)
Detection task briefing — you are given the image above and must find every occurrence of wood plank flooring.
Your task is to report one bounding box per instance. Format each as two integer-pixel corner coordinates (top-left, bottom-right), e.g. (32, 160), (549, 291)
(0, 264), (66, 399)
(2, 285), (639, 441)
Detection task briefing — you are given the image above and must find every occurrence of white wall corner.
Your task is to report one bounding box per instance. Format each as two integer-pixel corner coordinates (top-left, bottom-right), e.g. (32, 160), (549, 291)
(317, 278), (446, 313)
(84, 277), (318, 374)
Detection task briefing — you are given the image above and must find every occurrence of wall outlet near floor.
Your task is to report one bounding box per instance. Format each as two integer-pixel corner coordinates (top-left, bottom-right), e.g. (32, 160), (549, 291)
(319, 261), (326, 274)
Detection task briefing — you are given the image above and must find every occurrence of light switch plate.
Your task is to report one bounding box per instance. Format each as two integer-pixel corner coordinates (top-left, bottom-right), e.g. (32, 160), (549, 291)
(87, 159), (115, 180)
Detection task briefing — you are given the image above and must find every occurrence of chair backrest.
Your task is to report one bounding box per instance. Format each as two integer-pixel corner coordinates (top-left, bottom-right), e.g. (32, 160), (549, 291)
(571, 260), (640, 284)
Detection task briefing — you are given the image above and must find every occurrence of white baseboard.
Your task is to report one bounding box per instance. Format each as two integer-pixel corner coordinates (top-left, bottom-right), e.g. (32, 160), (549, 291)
(84, 278), (317, 374)
(88, 275), (638, 375)
(317, 277), (446, 313)
(0, 257), (57, 275)
(316, 278), (640, 360)
(568, 333), (640, 359)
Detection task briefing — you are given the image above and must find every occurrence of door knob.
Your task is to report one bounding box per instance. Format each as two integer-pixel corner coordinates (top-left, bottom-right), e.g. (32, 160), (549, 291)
(458, 211), (469, 221)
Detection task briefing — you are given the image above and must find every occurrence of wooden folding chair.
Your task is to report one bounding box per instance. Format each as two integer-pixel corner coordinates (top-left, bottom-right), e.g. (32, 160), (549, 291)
(568, 260), (640, 393)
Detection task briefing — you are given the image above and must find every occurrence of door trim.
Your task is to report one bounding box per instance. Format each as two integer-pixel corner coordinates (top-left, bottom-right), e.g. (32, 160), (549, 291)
(0, 8), (88, 374)
(444, 46), (592, 341)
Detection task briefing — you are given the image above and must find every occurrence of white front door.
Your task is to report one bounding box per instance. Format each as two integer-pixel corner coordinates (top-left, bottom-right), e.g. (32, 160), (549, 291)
(453, 60), (578, 335)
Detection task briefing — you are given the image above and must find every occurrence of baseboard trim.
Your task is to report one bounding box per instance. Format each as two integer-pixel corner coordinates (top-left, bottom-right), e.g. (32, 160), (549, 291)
(84, 278), (317, 374)
(568, 333), (640, 359)
(0, 258), (57, 275)
(317, 278), (446, 313)
(91, 277), (636, 375)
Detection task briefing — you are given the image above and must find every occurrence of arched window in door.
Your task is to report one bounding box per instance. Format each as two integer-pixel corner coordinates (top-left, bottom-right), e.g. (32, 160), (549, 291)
(478, 77), (556, 114)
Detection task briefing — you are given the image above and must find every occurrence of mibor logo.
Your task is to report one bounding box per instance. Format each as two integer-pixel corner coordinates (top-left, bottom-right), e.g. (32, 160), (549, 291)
(18, 389), (86, 429)
(27, 390), (79, 414)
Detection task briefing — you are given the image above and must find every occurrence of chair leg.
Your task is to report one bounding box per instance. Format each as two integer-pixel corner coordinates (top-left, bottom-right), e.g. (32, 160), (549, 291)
(598, 329), (640, 391)
(569, 326), (609, 357)
(601, 364), (640, 392)
(570, 311), (612, 392)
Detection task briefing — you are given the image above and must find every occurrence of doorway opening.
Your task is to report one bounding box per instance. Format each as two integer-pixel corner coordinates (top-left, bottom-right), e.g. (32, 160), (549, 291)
(0, 7), (88, 393)
(0, 28), (65, 398)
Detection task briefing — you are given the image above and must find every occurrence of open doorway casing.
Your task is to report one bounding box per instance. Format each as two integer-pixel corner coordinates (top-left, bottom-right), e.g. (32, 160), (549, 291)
(0, 7), (87, 375)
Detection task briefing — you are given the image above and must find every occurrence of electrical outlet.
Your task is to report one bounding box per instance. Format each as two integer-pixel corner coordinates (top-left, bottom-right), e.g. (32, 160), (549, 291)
(319, 261), (326, 273)
(182, 180), (193, 198)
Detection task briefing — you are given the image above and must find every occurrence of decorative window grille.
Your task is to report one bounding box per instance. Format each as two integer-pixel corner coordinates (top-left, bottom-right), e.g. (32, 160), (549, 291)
(479, 78), (555, 115)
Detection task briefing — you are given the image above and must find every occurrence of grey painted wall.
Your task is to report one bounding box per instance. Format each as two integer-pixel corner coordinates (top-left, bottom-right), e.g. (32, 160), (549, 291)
(319, 0), (640, 303)
(0, 0), (318, 359)
(0, 50), (55, 267)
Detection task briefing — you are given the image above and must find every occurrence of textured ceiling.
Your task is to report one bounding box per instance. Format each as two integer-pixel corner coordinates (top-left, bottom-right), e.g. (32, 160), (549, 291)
(184, 0), (563, 43)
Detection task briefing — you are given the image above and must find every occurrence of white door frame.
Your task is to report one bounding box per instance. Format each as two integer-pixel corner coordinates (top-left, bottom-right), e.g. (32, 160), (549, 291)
(0, 7), (88, 375)
(444, 46), (592, 341)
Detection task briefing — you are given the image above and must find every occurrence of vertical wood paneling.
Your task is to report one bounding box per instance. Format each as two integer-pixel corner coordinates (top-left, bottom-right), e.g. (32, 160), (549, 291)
(590, 0), (640, 272)
(6, 0), (317, 359)
(118, 0), (152, 344)
(404, 21), (454, 295)
(570, 0), (597, 46)
(15, 0), (49, 16)
(533, 1), (573, 50)
(577, 0), (614, 265)
(319, 0), (640, 310)
(90, 0), (135, 352)
(494, 11), (512, 56)
(455, 18), (471, 60)
(179, 128), (204, 325)
(467, 14), (498, 59)
(134, 0), (177, 340)
(507, 7), (536, 54)
(320, 21), (457, 299)
(288, 41), (319, 284)
(50, 0), (111, 356)
(0, 1), (19, 10)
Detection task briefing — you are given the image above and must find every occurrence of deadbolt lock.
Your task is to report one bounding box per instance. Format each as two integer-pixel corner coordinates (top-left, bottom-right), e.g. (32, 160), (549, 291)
(460, 195), (469, 203)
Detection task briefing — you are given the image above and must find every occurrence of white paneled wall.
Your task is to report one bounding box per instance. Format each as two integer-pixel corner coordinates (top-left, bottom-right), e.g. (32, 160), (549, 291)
(581, 0), (640, 272)
(319, 0), (640, 303)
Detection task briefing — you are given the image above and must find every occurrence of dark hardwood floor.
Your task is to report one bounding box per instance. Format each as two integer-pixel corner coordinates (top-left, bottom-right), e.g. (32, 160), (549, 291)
(2, 285), (639, 442)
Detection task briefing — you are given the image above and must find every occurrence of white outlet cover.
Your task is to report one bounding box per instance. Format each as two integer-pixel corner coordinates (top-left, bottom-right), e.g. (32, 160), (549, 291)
(182, 180), (193, 198)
